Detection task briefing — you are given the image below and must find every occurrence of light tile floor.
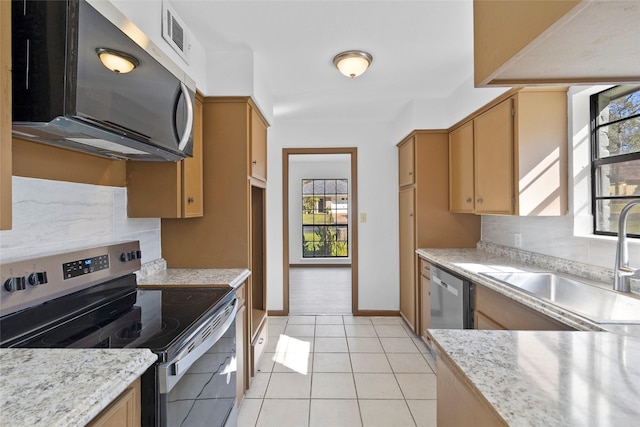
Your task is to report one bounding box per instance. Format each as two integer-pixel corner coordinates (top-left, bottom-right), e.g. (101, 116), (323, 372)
(238, 315), (437, 427)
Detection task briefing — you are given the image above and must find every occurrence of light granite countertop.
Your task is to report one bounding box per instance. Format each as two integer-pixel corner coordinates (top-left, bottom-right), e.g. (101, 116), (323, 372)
(416, 245), (640, 336)
(0, 348), (156, 427)
(428, 329), (640, 426)
(137, 268), (251, 289)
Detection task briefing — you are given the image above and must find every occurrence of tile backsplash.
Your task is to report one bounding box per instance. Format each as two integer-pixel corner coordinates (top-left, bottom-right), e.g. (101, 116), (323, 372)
(0, 177), (161, 264)
(481, 214), (640, 270)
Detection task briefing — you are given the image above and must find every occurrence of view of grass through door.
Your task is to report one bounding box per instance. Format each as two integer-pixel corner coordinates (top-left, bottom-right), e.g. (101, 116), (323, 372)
(302, 179), (348, 257)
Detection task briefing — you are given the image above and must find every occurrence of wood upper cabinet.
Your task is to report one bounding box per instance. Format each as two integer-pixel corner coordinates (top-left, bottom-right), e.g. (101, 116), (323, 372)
(126, 92), (204, 218)
(474, 98), (514, 215)
(397, 131), (480, 333)
(449, 121), (475, 213)
(250, 106), (268, 182)
(449, 87), (568, 216)
(398, 136), (415, 187)
(1, 0), (11, 230)
(473, 0), (639, 87)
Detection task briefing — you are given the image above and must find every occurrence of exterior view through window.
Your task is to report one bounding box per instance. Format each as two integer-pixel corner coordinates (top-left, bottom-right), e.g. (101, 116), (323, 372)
(591, 85), (640, 237)
(302, 179), (348, 257)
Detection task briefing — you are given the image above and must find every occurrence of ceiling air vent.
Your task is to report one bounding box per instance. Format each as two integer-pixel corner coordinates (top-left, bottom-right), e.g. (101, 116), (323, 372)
(162, 0), (190, 64)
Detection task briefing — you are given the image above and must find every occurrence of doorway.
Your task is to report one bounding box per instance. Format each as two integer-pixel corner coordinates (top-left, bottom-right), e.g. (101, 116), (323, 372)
(282, 148), (359, 315)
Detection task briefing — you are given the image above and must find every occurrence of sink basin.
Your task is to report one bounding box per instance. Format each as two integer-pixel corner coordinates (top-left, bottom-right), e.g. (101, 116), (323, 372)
(480, 272), (640, 324)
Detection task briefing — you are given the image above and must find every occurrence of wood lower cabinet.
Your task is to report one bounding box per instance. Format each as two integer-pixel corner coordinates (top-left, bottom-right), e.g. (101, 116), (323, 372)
(235, 283), (248, 405)
(419, 259), (431, 341)
(397, 131), (480, 333)
(88, 378), (141, 427)
(449, 87), (568, 216)
(437, 355), (506, 427)
(127, 92), (204, 218)
(0, 0), (11, 230)
(474, 284), (575, 331)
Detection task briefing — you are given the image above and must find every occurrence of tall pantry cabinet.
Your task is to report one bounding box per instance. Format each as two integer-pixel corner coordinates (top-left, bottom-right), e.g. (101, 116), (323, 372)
(397, 131), (480, 335)
(161, 96), (269, 391)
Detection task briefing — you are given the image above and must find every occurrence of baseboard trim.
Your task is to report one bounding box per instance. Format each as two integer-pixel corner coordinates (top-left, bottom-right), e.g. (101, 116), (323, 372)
(353, 309), (400, 317)
(268, 310), (288, 317)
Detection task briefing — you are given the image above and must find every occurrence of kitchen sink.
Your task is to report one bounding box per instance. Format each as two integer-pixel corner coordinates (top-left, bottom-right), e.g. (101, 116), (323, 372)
(480, 272), (640, 324)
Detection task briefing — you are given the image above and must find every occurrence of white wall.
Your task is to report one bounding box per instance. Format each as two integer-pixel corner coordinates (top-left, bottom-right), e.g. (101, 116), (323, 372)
(0, 177), (161, 264)
(105, 0), (207, 90)
(481, 86), (640, 268)
(288, 155), (352, 265)
(266, 120), (400, 311)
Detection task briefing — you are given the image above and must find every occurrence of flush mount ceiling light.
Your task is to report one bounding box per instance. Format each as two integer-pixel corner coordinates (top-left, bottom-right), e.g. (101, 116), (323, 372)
(96, 48), (139, 74)
(333, 50), (373, 78)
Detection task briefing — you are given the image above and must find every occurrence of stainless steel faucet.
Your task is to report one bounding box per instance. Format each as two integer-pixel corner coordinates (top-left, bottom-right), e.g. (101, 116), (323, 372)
(613, 200), (640, 292)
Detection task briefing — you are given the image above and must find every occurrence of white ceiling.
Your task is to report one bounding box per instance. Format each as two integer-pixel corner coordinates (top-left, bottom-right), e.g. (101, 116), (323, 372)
(170, 0), (475, 123)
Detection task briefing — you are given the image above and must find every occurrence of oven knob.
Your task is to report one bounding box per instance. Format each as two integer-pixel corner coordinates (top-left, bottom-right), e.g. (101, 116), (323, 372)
(129, 251), (137, 260)
(4, 277), (26, 292)
(28, 272), (48, 286)
(136, 250), (142, 259)
(120, 252), (130, 262)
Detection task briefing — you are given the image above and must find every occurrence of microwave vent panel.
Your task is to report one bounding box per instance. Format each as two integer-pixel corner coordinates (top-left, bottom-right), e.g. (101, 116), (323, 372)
(162, 0), (190, 64)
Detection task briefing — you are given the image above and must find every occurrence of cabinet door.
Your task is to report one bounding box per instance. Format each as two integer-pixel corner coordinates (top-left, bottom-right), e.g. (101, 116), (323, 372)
(182, 94), (204, 217)
(398, 137), (415, 187)
(235, 303), (246, 406)
(420, 274), (431, 337)
(474, 98), (514, 214)
(126, 94), (204, 218)
(399, 188), (416, 331)
(449, 121), (475, 213)
(250, 107), (267, 182)
(475, 311), (506, 330)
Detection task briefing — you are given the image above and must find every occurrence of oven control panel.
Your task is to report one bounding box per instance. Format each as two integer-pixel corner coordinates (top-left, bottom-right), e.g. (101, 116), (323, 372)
(63, 255), (110, 280)
(0, 241), (141, 317)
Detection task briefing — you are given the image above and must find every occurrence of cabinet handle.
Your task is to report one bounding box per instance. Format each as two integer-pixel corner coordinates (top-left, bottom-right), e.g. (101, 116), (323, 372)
(408, 172), (412, 176)
(477, 198), (483, 204)
(466, 197), (472, 204)
(252, 160), (257, 165)
(188, 197), (194, 204)
(258, 337), (264, 345)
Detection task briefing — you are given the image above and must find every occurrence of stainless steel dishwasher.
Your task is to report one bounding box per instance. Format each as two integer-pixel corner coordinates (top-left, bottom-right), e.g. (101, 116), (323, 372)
(430, 265), (474, 329)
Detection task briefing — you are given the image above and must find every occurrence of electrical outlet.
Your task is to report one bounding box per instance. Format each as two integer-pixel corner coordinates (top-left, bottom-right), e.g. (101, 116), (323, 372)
(360, 213), (367, 223)
(514, 233), (522, 248)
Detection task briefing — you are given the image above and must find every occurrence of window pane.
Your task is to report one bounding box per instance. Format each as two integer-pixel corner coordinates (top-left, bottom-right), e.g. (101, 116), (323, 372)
(595, 160), (640, 197)
(596, 85), (640, 125)
(596, 122), (640, 158)
(595, 199), (640, 235)
(301, 178), (349, 258)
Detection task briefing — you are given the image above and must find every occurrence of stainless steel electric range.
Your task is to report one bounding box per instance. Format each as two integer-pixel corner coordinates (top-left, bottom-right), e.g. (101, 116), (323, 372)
(0, 241), (238, 427)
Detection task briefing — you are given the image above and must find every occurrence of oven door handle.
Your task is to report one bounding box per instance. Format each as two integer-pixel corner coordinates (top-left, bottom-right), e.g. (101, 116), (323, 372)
(175, 298), (237, 376)
(158, 297), (238, 394)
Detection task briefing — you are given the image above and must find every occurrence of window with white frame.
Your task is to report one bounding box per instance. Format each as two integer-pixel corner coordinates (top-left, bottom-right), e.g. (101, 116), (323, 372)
(591, 85), (640, 237)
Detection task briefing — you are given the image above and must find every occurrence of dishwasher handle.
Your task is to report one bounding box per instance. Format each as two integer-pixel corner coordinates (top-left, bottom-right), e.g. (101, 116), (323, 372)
(432, 275), (459, 297)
